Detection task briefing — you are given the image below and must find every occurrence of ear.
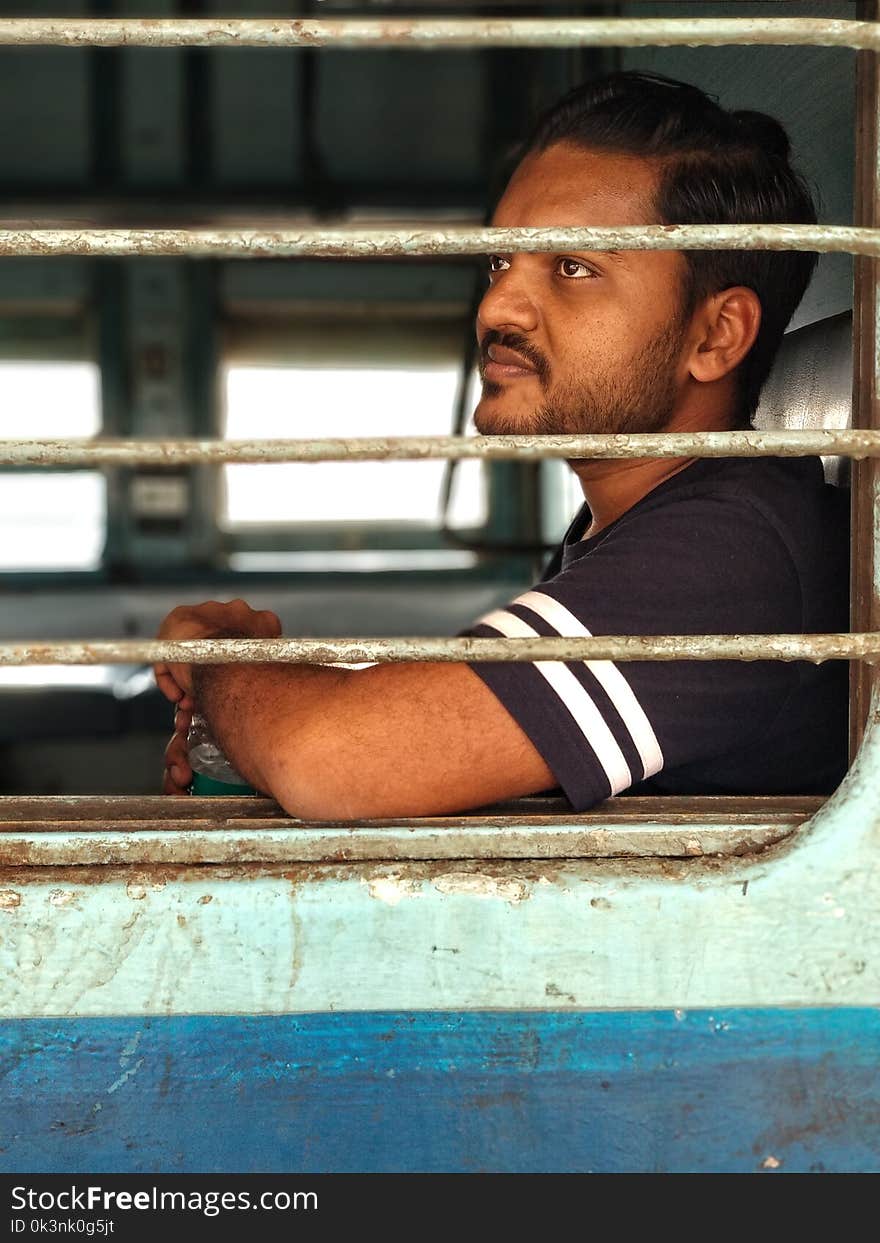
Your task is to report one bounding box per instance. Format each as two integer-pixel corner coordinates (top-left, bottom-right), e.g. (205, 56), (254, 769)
(685, 286), (762, 384)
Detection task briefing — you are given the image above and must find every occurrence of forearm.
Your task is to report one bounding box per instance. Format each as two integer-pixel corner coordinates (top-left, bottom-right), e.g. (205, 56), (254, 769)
(192, 660), (350, 800)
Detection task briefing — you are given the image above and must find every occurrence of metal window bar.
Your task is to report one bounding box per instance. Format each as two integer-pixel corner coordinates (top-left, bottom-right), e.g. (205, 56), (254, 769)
(0, 223), (872, 259)
(0, 634), (874, 667)
(0, 7), (873, 860)
(0, 17), (874, 52)
(0, 430), (877, 467)
(850, 2), (879, 760)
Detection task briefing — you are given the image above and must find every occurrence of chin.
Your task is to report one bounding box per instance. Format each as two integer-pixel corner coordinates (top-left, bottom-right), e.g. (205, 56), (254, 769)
(474, 396), (531, 436)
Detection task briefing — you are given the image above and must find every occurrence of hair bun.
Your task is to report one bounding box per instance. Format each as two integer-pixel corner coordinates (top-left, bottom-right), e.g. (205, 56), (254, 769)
(730, 109), (791, 159)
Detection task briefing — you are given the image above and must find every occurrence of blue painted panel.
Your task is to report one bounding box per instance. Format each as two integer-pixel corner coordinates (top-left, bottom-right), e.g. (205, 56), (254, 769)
(1, 1009), (878, 1174)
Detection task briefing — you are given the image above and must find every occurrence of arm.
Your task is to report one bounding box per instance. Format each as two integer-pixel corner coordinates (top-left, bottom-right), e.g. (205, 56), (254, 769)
(156, 600), (556, 818)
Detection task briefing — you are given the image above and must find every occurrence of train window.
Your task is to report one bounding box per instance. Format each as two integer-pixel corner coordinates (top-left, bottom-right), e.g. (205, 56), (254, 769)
(219, 316), (490, 568)
(0, 4), (865, 839)
(0, 358), (103, 570)
(221, 327), (486, 530)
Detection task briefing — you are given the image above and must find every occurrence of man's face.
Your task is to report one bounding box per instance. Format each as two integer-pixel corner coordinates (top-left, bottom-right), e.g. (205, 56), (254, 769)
(474, 142), (693, 438)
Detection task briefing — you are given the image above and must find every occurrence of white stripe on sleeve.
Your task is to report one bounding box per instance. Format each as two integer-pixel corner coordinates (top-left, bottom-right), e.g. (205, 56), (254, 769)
(514, 589), (664, 780)
(477, 607), (632, 795)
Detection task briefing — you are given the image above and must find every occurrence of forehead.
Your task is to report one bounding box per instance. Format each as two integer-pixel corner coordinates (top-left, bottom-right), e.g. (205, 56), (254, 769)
(493, 142), (662, 229)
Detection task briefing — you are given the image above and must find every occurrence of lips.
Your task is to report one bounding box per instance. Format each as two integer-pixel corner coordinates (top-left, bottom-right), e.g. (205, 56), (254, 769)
(482, 342), (539, 385)
(486, 343), (536, 371)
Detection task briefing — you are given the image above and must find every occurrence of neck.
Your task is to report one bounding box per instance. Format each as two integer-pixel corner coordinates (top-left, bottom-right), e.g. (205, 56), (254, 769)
(572, 398), (739, 537)
(571, 455), (698, 538)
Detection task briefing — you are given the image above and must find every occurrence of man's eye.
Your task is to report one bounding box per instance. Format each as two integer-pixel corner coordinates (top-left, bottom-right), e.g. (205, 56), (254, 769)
(487, 255), (509, 274)
(557, 257), (594, 278)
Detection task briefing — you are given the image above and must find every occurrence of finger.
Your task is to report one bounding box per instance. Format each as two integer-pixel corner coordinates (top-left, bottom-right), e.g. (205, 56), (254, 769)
(165, 662), (193, 698)
(165, 730), (190, 769)
(162, 750), (192, 791)
(259, 610), (283, 637)
(164, 728), (192, 791)
(155, 666), (184, 704)
(169, 760), (192, 789)
(162, 770), (191, 796)
(173, 705), (193, 736)
(157, 604), (202, 640)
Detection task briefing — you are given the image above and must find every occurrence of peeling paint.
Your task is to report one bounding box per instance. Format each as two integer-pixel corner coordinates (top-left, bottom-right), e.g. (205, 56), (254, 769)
(545, 982), (577, 1004)
(120, 1031), (142, 1063)
(125, 877), (166, 900)
(106, 1057), (144, 1095)
(366, 876), (423, 906)
(0, 890), (21, 910)
(432, 873), (530, 903)
(48, 889), (79, 909)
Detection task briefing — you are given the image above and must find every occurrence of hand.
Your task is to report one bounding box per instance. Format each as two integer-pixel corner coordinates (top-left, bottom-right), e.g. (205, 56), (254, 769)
(163, 703), (193, 796)
(153, 598), (282, 706)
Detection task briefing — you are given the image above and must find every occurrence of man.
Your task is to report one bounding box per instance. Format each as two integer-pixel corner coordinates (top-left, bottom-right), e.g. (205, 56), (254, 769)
(156, 71), (849, 817)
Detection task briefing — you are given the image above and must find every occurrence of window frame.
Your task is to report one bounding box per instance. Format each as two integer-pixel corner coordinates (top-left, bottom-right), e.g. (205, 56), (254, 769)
(0, 6), (869, 852)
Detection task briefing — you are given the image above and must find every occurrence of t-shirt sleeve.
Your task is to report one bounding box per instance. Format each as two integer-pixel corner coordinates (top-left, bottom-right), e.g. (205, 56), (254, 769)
(457, 493), (803, 811)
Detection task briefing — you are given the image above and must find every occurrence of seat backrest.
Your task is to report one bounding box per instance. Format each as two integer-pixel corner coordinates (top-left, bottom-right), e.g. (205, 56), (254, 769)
(753, 309), (853, 487)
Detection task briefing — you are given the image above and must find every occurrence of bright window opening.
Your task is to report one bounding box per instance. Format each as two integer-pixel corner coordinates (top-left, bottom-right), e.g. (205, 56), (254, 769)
(541, 459), (587, 546)
(0, 361), (104, 571)
(221, 322), (487, 531)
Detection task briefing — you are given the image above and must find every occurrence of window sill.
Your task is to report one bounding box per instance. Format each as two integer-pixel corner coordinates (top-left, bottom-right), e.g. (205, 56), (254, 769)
(0, 793), (822, 867)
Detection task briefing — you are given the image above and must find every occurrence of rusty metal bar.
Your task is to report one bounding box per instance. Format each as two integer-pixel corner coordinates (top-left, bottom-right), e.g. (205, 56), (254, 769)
(0, 17), (872, 51)
(0, 634), (875, 666)
(851, 0), (880, 760)
(0, 822), (796, 866)
(0, 795), (820, 865)
(0, 793), (818, 823)
(1, 429), (877, 467)
(0, 796), (830, 869)
(0, 224), (873, 260)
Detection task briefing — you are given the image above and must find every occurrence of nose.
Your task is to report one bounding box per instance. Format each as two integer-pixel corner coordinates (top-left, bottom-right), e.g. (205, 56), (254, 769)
(476, 261), (540, 340)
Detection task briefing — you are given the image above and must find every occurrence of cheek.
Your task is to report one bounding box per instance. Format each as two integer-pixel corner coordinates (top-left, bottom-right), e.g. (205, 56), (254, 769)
(551, 321), (619, 378)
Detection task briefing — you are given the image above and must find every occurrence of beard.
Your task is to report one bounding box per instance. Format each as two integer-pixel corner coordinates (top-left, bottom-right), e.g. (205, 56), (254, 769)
(475, 315), (687, 439)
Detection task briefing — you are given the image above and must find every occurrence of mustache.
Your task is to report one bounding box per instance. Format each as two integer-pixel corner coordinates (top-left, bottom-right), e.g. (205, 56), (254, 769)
(478, 330), (550, 386)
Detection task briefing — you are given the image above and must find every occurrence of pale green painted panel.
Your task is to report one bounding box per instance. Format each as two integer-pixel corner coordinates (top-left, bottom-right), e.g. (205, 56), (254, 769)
(1, 700), (878, 1017)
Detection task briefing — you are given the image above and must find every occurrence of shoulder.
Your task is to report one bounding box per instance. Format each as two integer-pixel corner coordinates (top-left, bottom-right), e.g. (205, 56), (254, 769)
(548, 464), (817, 633)
(574, 458), (839, 569)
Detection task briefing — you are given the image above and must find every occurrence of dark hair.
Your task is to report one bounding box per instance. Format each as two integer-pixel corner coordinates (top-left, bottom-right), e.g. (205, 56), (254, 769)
(518, 71), (819, 423)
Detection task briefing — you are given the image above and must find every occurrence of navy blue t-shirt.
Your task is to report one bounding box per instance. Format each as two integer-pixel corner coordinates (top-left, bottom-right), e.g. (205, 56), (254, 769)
(461, 457), (849, 809)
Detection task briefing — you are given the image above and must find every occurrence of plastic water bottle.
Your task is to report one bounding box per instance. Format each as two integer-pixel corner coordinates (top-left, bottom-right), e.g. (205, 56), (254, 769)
(186, 712), (256, 795)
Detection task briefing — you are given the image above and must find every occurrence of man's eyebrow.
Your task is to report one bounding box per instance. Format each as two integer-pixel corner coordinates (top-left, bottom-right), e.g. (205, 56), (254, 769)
(485, 248), (627, 264)
(554, 248), (627, 265)
(584, 249), (625, 265)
